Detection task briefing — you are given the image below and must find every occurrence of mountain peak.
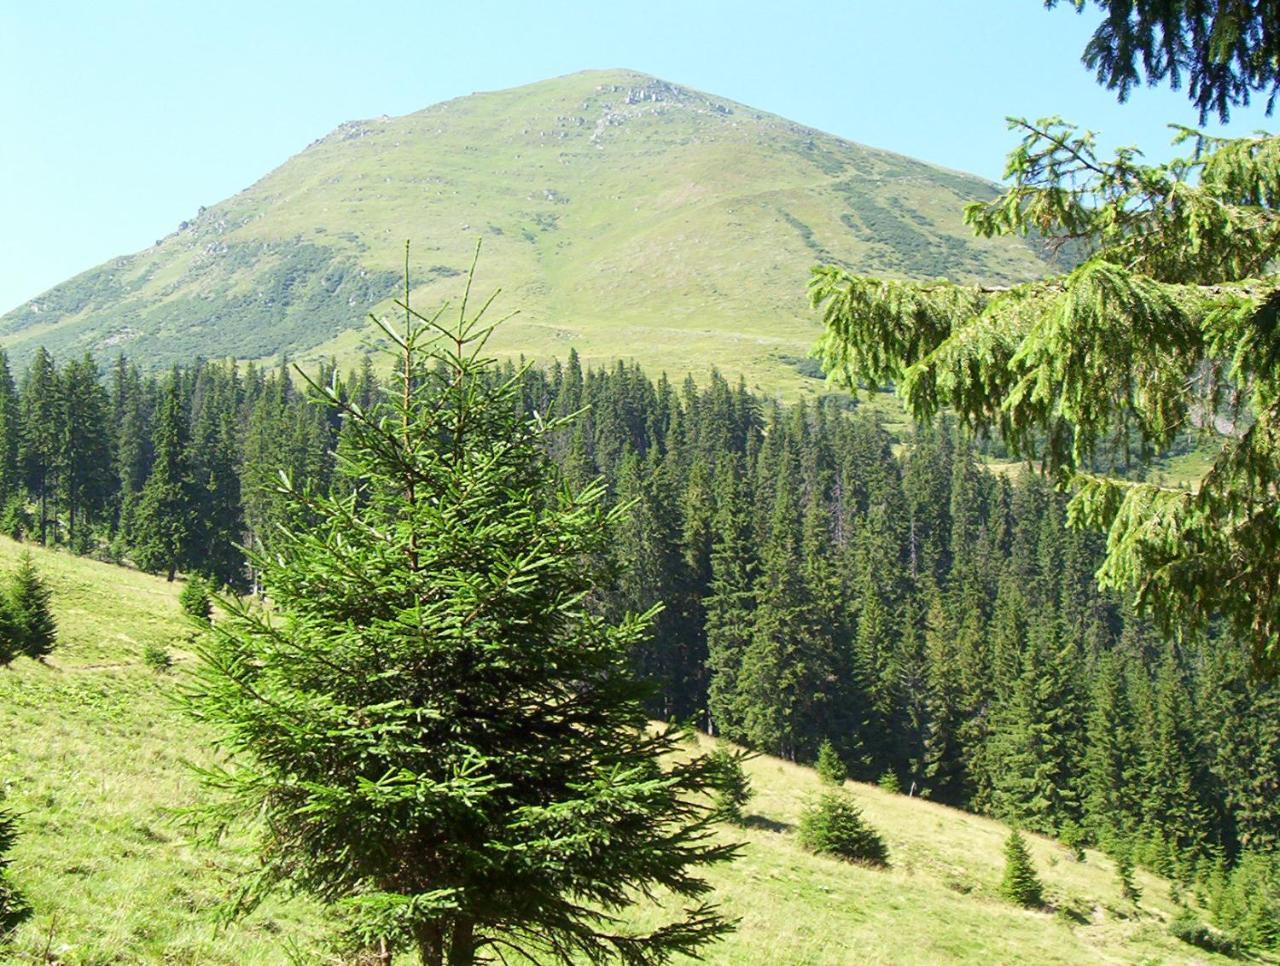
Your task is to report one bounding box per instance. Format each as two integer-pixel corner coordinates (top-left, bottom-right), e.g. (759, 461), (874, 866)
(0, 72), (1054, 395)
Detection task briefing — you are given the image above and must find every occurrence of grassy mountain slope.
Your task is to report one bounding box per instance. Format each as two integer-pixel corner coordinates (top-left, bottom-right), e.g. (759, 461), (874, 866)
(0, 539), (1239, 963)
(0, 70), (1056, 397)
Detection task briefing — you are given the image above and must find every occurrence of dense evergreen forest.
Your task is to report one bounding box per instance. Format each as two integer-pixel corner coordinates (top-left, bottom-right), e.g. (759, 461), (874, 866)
(1, 345), (1276, 889)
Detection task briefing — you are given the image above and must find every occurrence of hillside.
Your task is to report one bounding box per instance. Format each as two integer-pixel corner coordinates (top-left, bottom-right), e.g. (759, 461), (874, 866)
(0, 540), (1241, 963)
(0, 69), (1057, 396)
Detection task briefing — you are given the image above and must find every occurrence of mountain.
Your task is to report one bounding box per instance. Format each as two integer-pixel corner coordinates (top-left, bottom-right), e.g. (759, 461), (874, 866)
(0, 537), (1221, 963)
(0, 69), (1056, 394)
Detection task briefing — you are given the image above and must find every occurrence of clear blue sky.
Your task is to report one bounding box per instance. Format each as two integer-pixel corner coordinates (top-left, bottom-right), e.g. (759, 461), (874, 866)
(2, 0), (1275, 315)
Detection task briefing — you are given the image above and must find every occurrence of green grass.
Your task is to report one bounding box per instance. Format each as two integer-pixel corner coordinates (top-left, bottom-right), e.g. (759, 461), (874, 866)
(0, 540), (327, 962)
(1148, 448), (1219, 490)
(0, 538), (1242, 963)
(0, 69), (1056, 398)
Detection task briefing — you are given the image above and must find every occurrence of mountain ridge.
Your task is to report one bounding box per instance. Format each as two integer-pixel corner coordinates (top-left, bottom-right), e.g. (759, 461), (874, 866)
(1, 68), (1055, 395)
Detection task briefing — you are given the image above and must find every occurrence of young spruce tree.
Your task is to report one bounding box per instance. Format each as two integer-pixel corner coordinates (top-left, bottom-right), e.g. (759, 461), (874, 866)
(816, 738), (848, 786)
(9, 552), (55, 661)
(184, 251), (739, 965)
(999, 828), (1045, 909)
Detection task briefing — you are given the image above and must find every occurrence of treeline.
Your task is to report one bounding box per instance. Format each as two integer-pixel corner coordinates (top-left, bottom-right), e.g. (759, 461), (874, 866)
(1, 345), (1277, 886)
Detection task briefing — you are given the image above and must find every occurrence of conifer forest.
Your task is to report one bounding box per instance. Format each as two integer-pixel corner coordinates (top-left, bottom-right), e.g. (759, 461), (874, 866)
(2, 344), (1275, 886)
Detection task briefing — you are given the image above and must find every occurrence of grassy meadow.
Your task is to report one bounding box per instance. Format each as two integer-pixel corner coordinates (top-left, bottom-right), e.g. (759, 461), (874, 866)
(0, 538), (1244, 963)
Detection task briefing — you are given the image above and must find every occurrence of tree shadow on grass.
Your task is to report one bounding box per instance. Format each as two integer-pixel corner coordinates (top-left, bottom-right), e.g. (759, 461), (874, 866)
(742, 814), (792, 834)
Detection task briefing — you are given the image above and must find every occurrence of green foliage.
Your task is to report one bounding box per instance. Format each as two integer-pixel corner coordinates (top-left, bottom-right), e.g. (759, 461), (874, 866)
(706, 748), (754, 825)
(1207, 642), (1280, 854)
(999, 829), (1045, 908)
(1168, 910), (1239, 957)
(0, 499), (28, 542)
(1212, 852), (1280, 950)
(877, 771), (902, 794)
(182, 255), (739, 964)
(0, 611), (16, 669)
(19, 348), (61, 546)
(1059, 821), (1086, 862)
(1083, 653), (1141, 847)
(704, 457), (757, 744)
(0, 329), (1260, 885)
(797, 791), (889, 867)
(128, 373), (195, 582)
(178, 576), (212, 624)
(1047, 0), (1280, 122)
(57, 355), (114, 547)
(816, 739), (848, 786)
(1141, 648), (1215, 879)
(736, 447), (850, 763)
(0, 792), (29, 938)
(812, 118), (1280, 669)
(7, 551), (55, 661)
(142, 642), (173, 674)
(985, 615), (1085, 834)
(1115, 847), (1141, 903)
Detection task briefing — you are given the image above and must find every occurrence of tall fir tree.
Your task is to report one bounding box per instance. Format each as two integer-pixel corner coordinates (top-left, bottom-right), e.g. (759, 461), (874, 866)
(0, 352), (20, 507)
(1208, 643), (1280, 854)
(738, 454), (841, 761)
(610, 447), (690, 719)
(111, 359), (154, 537)
(703, 456), (756, 740)
(58, 354), (114, 549)
(920, 587), (967, 804)
(130, 371), (196, 580)
(1082, 651), (1142, 847)
(188, 367), (244, 587)
(1140, 645), (1216, 878)
(19, 348), (62, 545)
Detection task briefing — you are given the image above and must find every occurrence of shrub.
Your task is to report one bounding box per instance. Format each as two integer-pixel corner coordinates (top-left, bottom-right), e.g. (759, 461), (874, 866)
(179, 576), (212, 623)
(1169, 910), (1239, 956)
(999, 829), (1044, 908)
(815, 739), (847, 786)
(798, 791), (888, 867)
(877, 770), (902, 794)
(143, 642), (174, 674)
(706, 747), (753, 825)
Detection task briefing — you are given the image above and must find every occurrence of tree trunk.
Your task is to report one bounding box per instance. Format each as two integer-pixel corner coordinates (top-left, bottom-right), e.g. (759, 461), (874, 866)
(447, 919), (476, 966)
(416, 924), (444, 966)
